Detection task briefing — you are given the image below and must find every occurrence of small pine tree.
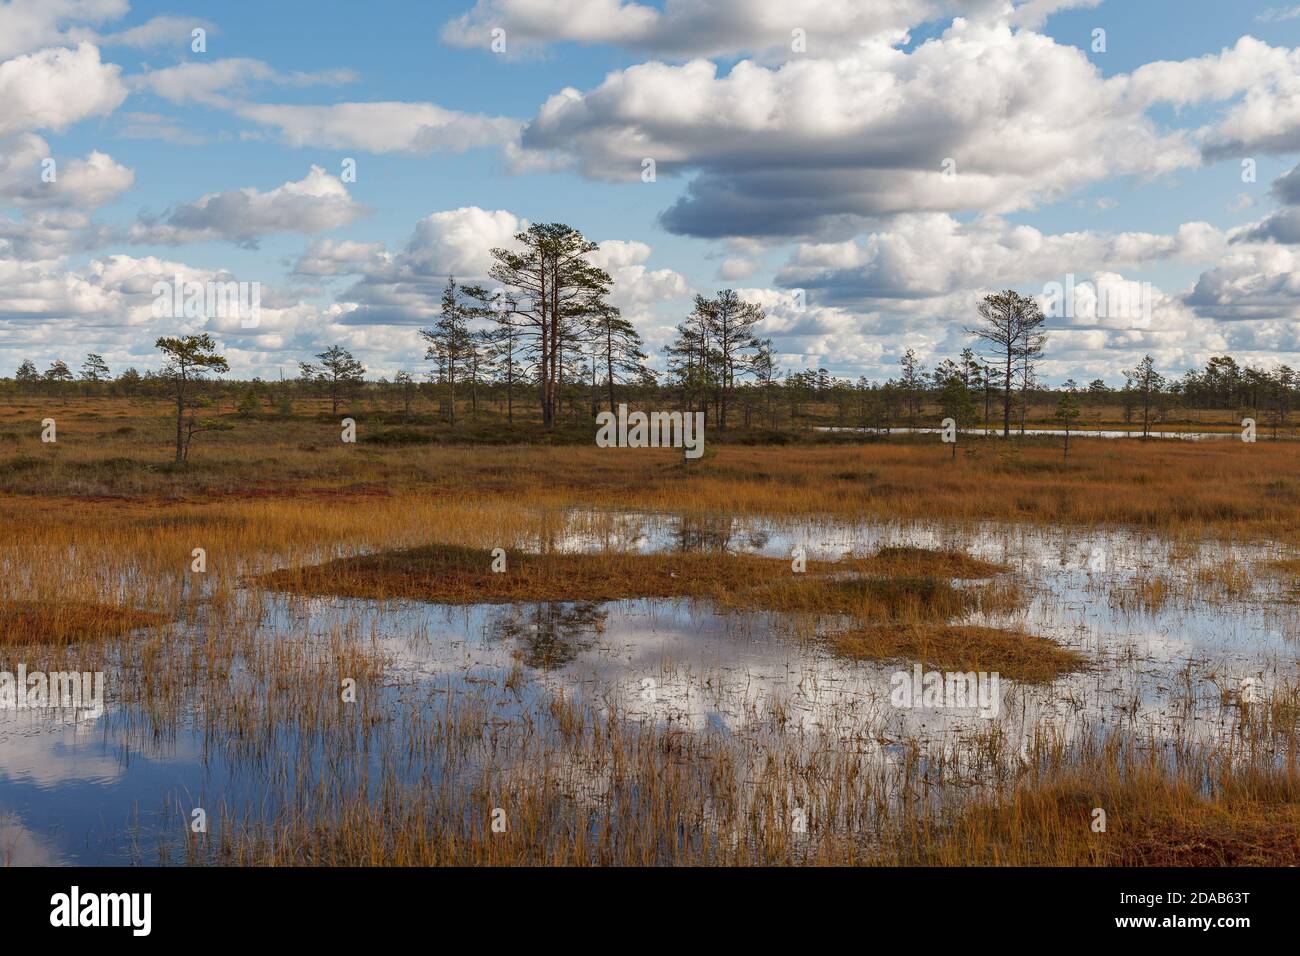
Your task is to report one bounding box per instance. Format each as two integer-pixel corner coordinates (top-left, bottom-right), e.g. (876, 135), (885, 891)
(939, 374), (976, 460)
(1057, 381), (1081, 461)
(237, 387), (260, 418)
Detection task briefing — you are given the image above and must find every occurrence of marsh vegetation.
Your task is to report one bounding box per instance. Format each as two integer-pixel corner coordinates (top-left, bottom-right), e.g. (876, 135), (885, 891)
(1, 398), (1297, 866)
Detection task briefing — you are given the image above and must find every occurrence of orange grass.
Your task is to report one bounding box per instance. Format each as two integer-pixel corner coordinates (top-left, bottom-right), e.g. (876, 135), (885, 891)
(898, 745), (1300, 865)
(1, 397), (1298, 546)
(858, 545), (1006, 578)
(732, 574), (1005, 620)
(256, 543), (848, 604)
(0, 600), (167, 645)
(829, 623), (1085, 683)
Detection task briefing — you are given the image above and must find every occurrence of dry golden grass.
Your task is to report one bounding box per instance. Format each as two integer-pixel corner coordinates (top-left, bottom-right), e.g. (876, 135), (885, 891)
(256, 543), (843, 604)
(857, 545), (1006, 579)
(732, 573), (1012, 621)
(0, 600), (167, 646)
(1193, 559), (1255, 602)
(830, 623), (1085, 683)
(1108, 575), (1173, 614)
(898, 745), (1300, 866)
(1109, 808), (1300, 866)
(2, 397), (1298, 546)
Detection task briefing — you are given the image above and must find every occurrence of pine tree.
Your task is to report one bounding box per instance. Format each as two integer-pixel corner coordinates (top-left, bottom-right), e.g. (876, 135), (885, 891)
(696, 290), (764, 430)
(461, 224), (612, 428)
(155, 334), (229, 464)
(666, 308), (713, 418)
(1057, 379), (1081, 460)
(420, 279), (474, 426)
(81, 353), (111, 382)
(966, 290), (1047, 437)
(315, 344), (366, 415)
(592, 303), (649, 412)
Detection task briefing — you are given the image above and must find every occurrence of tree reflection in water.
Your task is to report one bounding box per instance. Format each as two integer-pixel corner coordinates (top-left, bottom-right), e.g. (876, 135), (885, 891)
(486, 601), (608, 670)
(672, 513), (769, 554)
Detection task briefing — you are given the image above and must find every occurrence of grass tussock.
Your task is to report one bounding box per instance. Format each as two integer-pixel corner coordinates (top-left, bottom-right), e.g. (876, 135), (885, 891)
(260, 543), (1067, 679)
(734, 574), (993, 621)
(898, 743), (1300, 865)
(829, 623), (1086, 683)
(0, 600), (167, 645)
(257, 543), (842, 605)
(859, 545), (1006, 579)
(261, 544), (1017, 620)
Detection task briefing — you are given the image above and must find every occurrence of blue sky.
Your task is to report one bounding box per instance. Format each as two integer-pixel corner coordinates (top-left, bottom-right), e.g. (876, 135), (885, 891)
(5, 0), (1300, 385)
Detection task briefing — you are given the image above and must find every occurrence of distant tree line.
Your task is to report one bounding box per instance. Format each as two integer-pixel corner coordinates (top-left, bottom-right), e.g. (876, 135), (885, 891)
(3, 228), (1297, 441)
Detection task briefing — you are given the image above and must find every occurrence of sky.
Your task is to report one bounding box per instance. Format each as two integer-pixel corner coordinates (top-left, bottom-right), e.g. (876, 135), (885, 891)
(4, 0), (1300, 386)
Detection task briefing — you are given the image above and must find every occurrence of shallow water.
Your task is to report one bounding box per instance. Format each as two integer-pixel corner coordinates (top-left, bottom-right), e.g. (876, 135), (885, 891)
(1, 511), (1297, 864)
(816, 426), (1276, 441)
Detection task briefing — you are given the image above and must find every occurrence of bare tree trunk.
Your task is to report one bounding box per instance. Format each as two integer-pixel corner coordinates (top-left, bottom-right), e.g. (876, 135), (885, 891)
(1003, 352), (1013, 437)
(175, 385), (185, 464)
(606, 328), (616, 413)
(448, 362), (456, 427)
